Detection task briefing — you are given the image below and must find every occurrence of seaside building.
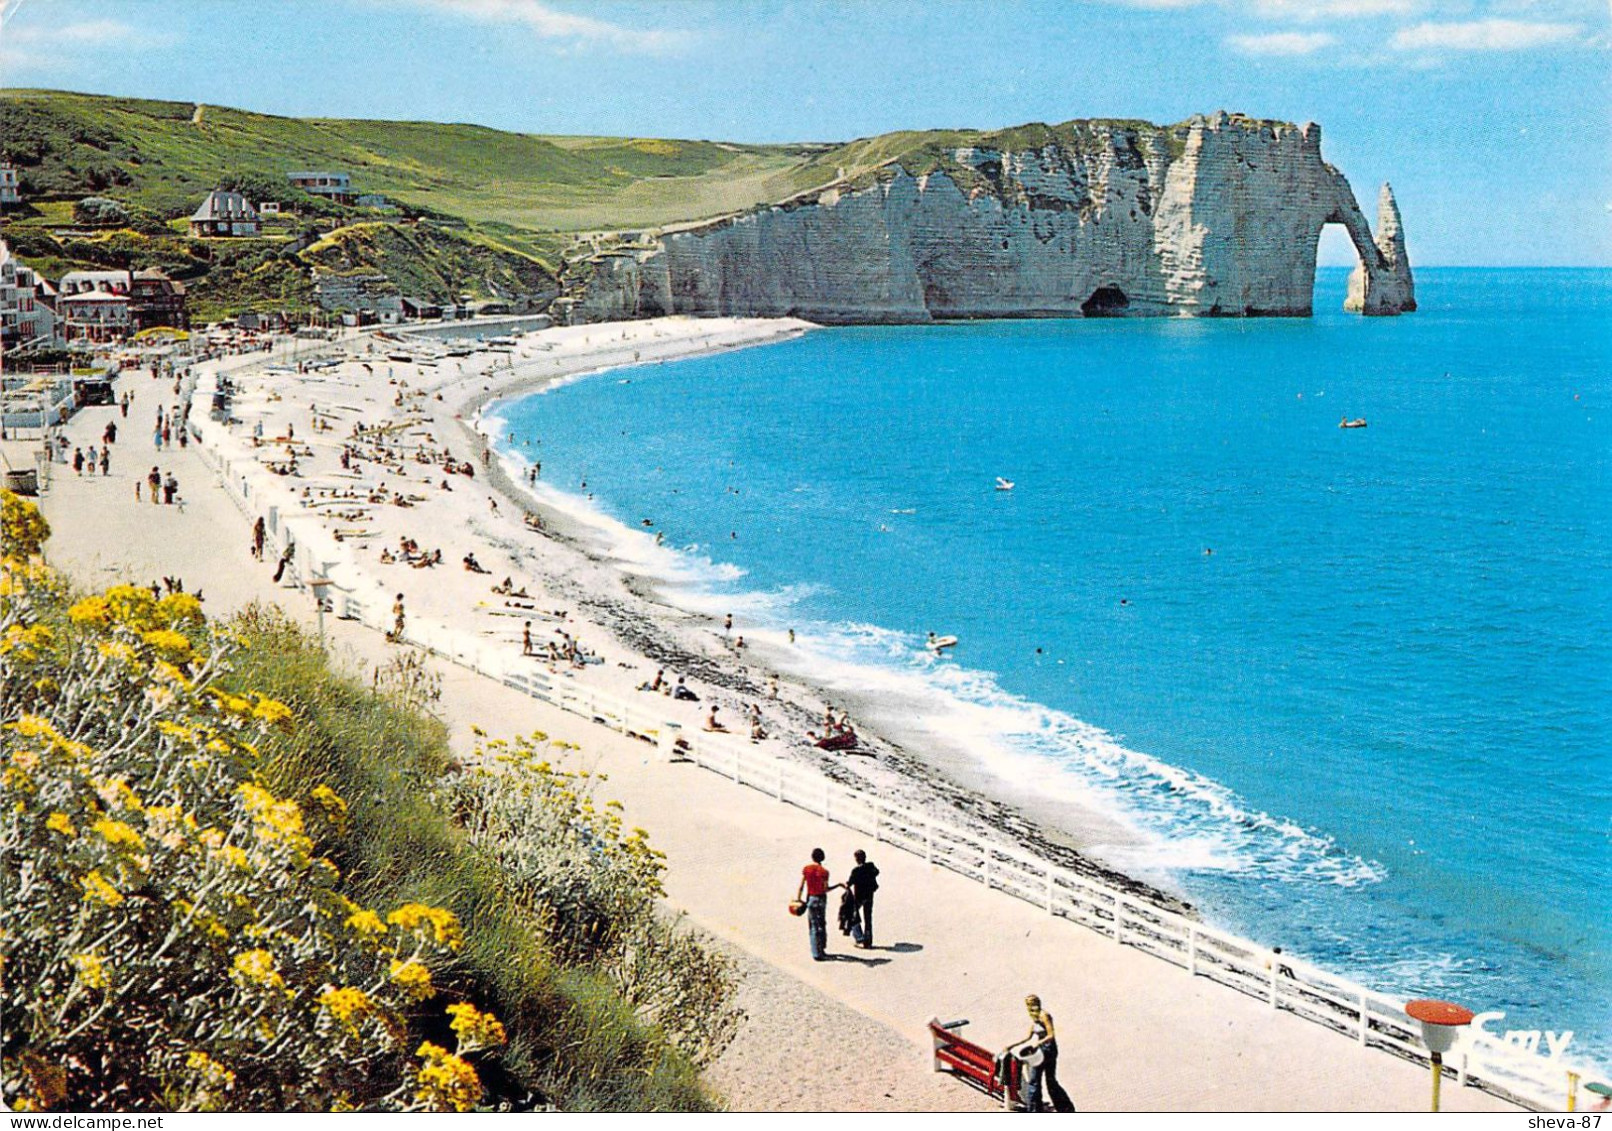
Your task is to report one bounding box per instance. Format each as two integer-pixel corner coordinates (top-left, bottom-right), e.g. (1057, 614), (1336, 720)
(0, 242), (59, 348)
(0, 165), (20, 207)
(355, 193), (393, 211)
(258, 201), (282, 217)
(189, 190), (261, 237)
(287, 171), (354, 205)
(130, 269), (188, 332)
(59, 291), (130, 345)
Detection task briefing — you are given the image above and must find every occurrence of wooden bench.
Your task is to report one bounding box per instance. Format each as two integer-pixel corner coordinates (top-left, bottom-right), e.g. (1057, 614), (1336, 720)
(929, 1017), (1019, 1110)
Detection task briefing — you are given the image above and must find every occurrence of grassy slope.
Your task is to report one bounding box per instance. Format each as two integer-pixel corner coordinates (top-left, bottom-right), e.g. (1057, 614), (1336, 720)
(0, 90), (821, 234)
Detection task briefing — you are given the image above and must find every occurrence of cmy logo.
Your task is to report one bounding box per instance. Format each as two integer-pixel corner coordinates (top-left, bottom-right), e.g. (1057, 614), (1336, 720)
(1471, 1011), (1574, 1059)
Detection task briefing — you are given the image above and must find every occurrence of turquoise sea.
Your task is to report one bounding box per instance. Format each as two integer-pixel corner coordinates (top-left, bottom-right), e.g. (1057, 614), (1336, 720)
(491, 268), (1611, 1066)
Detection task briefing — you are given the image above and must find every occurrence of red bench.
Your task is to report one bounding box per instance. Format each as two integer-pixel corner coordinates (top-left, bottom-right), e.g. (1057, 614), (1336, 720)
(929, 1017), (1020, 1110)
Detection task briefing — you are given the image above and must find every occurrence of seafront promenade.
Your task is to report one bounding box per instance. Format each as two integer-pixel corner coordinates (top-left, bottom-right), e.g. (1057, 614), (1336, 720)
(11, 328), (1532, 1113)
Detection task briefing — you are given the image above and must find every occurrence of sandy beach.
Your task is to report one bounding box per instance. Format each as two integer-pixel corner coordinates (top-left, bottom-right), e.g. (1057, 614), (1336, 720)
(8, 315), (1531, 1112)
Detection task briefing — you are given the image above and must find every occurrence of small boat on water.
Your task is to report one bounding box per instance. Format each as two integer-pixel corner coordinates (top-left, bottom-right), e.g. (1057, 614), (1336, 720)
(995, 477), (1015, 491)
(1339, 417), (1368, 429)
(927, 632), (959, 653)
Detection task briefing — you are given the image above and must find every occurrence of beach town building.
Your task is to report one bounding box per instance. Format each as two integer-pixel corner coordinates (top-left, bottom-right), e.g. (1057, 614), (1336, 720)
(58, 291), (130, 345)
(355, 193), (393, 211)
(130, 269), (188, 332)
(258, 201), (282, 217)
(0, 242), (59, 348)
(0, 165), (20, 207)
(287, 171), (354, 205)
(189, 190), (261, 237)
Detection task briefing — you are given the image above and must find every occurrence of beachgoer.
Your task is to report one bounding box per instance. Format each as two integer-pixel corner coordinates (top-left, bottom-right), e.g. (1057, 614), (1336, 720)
(1016, 995), (1073, 1112)
(704, 706), (728, 732)
(795, 848), (839, 961)
(522, 621), (534, 656)
(271, 541), (295, 585)
(72, 448), (84, 476)
(147, 467), (161, 505)
(163, 473), (177, 506)
(788, 628), (796, 644)
(673, 676), (699, 703)
(723, 613), (733, 636)
(846, 849), (879, 948)
(391, 594), (406, 642)
(103, 421), (117, 445)
(252, 517), (267, 561)
(99, 448), (110, 476)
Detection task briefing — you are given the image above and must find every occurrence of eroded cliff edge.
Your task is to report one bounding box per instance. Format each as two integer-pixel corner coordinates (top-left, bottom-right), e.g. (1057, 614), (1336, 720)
(559, 112), (1414, 324)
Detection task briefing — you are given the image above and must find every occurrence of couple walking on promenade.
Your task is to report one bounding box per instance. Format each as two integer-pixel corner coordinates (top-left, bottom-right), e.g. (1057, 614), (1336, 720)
(793, 848), (879, 960)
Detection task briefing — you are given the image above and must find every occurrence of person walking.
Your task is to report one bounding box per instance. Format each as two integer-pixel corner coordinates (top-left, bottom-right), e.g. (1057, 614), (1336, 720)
(1016, 995), (1073, 1112)
(72, 447), (84, 476)
(795, 848), (839, 961)
(99, 446), (110, 476)
(162, 472), (178, 506)
(390, 593), (406, 643)
(147, 466), (161, 505)
(846, 849), (880, 948)
(522, 620), (534, 656)
(251, 516), (266, 561)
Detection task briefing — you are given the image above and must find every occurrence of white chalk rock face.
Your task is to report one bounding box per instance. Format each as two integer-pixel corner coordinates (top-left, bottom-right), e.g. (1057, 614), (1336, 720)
(568, 114), (1414, 324)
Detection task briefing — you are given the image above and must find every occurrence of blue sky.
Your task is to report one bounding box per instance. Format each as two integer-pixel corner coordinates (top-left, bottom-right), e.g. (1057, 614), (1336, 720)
(2, 0), (1608, 265)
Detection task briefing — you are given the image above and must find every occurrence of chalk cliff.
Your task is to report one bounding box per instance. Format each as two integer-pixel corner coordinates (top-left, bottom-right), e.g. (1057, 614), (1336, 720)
(562, 112), (1413, 324)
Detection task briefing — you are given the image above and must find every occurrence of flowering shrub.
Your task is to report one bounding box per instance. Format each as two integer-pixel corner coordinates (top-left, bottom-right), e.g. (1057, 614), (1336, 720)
(0, 495), (501, 1112)
(442, 734), (743, 1069)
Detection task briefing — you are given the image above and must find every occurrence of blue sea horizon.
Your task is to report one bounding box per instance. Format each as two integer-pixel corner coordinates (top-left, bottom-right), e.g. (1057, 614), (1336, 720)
(491, 266), (1611, 1068)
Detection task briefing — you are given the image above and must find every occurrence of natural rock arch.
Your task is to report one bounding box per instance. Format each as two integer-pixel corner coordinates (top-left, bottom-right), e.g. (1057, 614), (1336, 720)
(1328, 177), (1416, 316)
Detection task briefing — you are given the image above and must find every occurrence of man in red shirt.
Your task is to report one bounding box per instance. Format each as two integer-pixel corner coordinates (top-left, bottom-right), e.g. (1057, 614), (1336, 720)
(795, 847), (837, 960)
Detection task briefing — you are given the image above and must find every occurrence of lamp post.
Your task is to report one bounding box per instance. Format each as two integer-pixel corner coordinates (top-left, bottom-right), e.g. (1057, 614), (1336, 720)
(1406, 999), (1474, 1112)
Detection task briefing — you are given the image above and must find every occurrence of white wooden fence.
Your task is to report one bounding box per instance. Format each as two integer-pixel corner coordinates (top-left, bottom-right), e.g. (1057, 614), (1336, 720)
(184, 366), (1594, 1115)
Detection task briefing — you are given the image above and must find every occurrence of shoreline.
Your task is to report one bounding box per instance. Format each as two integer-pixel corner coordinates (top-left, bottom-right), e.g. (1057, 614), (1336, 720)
(462, 326), (1189, 911)
(191, 314), (1190, 914)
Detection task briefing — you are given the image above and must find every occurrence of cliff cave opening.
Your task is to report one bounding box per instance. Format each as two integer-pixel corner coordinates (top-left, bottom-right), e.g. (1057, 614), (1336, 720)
(1081, 286), (1130, 317)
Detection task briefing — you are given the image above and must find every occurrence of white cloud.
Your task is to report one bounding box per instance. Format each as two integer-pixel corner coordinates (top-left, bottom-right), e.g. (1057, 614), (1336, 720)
(1227, 30), (1338, 54)
(1254, 0), (1415, 19)
(1, 17), (176, 72)
(1390, 18), (1581, 50)
(408, 0), (695, 54)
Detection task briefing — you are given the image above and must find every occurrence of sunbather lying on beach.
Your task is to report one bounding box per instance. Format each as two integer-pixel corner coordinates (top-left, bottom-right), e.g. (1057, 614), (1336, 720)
(463, 552), (489, 573)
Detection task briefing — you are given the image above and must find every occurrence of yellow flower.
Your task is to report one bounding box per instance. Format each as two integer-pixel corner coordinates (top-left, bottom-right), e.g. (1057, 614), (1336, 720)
(92, 776), (143, 813)
(252, 696), (293, 727)
(157, 592), (205, 626)
(0, 623), (52, 660)
(238, 782), (308, 851)
(68, 596), (111, 626)
(71, 951), (109, 989)
(317, 986), (373, 1029)
(97, 640), (139, 663)
(308, 784), (347, 823)
(388, 958), (434, 1002)
(104, 584), (158, 630)
(46, 811), (76, 837)
(346, 907), (387, 939)
(91, 817), (146, 853)
(142, 628), (193, 662)
(81, 870), (124, 907)
(387, 903), (464, 950)
(446, 1002), (506, 1051)
(413, 1042), (482, 1112)
(230, 949), (285, 991)
(185, 1050), (235, 1089)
